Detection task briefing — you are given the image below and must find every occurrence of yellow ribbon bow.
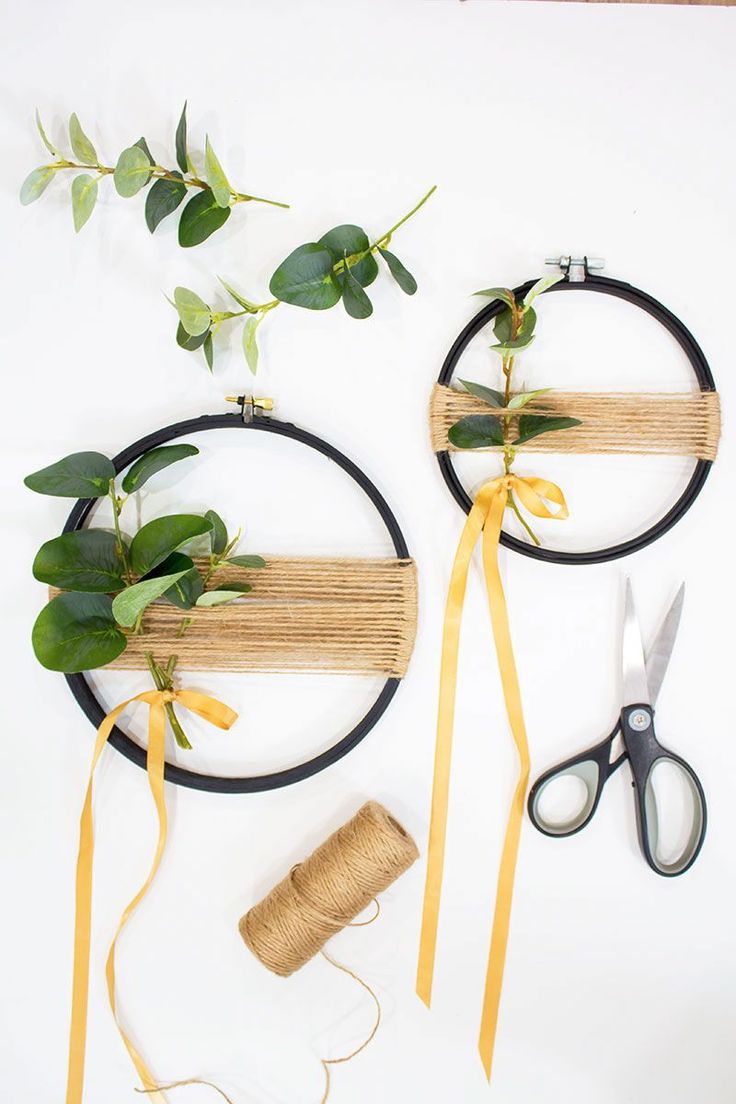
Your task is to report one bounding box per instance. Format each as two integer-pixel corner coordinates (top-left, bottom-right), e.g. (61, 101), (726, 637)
(417, 474), (568, 1079)
(65, 687), (238, 1104)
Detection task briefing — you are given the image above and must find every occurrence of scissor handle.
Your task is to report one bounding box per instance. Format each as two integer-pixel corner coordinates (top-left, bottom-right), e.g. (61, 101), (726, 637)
(527, 727), (623, 838)
(621, 704), (707, 876)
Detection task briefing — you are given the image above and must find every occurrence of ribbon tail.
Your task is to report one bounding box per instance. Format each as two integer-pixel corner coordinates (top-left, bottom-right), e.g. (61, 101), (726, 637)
(477, 488), (531, 1080)
(65, 699), (137, 1104)
(104, 699), (169, 1104)
(416, 488), (496, 1008)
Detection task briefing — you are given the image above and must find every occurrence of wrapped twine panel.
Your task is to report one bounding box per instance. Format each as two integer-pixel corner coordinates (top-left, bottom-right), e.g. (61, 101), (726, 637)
(51, 556), (418, 677)
(429, 384), (721, 459)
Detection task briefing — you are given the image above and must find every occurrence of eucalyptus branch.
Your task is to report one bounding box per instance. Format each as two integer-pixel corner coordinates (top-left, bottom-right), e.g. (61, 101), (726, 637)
(21, 105), (289, 245)
(172, 185), (436, 376)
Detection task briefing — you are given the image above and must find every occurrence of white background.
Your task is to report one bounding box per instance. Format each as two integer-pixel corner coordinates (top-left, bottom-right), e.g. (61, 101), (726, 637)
(2, 1), (735, 1101)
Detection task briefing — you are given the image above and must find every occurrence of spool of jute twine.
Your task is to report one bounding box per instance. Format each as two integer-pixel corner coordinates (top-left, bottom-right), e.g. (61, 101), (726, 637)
(240, 801), (419, 973)
(238, 801), (419, 1102)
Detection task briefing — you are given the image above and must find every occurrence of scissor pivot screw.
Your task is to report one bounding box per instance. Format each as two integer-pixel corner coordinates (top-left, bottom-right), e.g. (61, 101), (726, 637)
(628, 710), (651, 731)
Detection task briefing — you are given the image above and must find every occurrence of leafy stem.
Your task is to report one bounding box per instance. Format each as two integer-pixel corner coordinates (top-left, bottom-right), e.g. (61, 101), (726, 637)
(145, 651), (192, 750)
(108, 478), (133, 586)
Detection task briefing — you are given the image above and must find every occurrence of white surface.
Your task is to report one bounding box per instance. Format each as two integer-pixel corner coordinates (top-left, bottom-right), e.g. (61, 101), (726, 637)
(2, 1), (735, 1101)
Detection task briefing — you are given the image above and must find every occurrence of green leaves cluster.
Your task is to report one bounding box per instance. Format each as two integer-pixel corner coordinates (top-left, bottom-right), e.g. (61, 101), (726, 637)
(21, 105), (289, 245)
(25, 447), (265, 734)
(447, 277), (582, 545)
(172, 186), (435, 375)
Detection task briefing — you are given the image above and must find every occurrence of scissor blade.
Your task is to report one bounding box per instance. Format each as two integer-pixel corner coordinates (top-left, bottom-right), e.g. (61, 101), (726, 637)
(622, 578), (651, 704)
(646, 583), (685, 706)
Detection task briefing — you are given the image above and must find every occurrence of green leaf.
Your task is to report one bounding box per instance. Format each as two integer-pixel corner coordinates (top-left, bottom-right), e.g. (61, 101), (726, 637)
(269, 243), (341, 310)
(32, 592), (127, 672)
(319, 226), (378, 288)
(205, 510), (228, 554)
(513, 415), (582, 446)
(36, 110), (59, 157)
(146, 552), (203, 610)
(145, 175), (186, 232)
(129, 514), (213, 576)
(507, 388), (552, 411)
(226, 554), (266, 569)
(69, 113), (97, 164)
(24, 451), (115, 498)
(218, 278), (257, 311)
(176, 322), (209, 351)
(178, 187), (231, 247)
(114, 145), (153, 197)
(377, 247), (417, 295)
(204, 137), (231, 208)
(33, 530), (128, 593)
(173, 286), (211, 336)
(340, 264), (373, 319)
(71, 173), (98, 232)
(175, 102), (188, 174)
(459, 379), (505, 407)
(112, 569), (190, 627)
(203, 332), (214, 371)
(134, 137), (155, 186)
(242, 315), (261, 375)
(473, 287), (516, 309)
(20, 166), (55, 206)
(447, 414), (504, 449)
(523, 274), (564, 306)
(196, 584), (252, 607)
(122, 443), (199, 494)
(494, 305), (536, 345)
(490, 334), (535, 355)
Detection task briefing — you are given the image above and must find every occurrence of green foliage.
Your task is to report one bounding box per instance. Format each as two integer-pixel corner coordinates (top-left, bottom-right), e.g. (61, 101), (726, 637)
(176, 322), (208, 351)
(32, 593), (126, 672)
(69, 113), (97, 164)
(121, 444), (199, 493)
(448, 415), (504, 449)
(205, 510), (228, 555)
(145, 176), (186, 233)
(112, 568), (191, 627)
(513, 415), (581, 445)
(196, 583), (252, 607)
(459, 379), (505, 407)
(129, 514), (213, 576)
(176, 186), (436, 375)
(149, 552), (204, 609)
(71, 173), (98, 231)
(473, 287), (516, 309)
(174, 286), (211, 336)
(226, 554), (266, 568)
(33, 530), (127, 593)
(21, 102), (289, 247)
(24, 451), (115, 497)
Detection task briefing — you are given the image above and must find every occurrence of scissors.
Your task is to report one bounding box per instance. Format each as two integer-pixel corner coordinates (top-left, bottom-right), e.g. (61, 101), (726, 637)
(527, 580), (706, 876)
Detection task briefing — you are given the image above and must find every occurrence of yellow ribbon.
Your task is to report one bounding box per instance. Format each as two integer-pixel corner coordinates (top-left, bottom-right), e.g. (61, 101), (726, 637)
(416, 474), (568, 1079)
(65, 687), (238, 1104)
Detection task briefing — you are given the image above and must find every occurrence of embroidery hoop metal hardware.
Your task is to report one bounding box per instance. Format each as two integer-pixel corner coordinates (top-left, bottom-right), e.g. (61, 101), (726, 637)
(61, 410), (411, 794)
(436, 266), (716, 565)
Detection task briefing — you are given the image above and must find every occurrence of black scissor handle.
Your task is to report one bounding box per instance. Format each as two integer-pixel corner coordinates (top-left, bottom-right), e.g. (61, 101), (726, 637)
(528, 727), (623, 838)
(621, 704), (707, 876)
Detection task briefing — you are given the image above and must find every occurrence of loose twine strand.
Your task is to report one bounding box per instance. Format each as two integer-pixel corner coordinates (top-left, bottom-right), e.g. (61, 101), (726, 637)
(135, 804), (417, 1104)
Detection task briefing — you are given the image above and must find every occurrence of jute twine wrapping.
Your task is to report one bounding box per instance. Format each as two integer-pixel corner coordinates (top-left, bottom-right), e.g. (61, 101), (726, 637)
(50, 555), (418, 678)
(429, 384), (721, 459)
(239, 801), (419, 976)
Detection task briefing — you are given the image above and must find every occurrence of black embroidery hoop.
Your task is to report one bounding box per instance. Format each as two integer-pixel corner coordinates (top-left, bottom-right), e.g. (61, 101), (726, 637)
(436, 269), (716, 564)
(62, 406), (411, 794)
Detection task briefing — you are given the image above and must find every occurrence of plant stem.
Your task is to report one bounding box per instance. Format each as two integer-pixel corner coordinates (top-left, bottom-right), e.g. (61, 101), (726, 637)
(48, 159), (289, 209)
(144, 651), (192, 750)
(370, 184), (437, 250)
(108, 479), (133, 585)
(500, 307), (541, 545)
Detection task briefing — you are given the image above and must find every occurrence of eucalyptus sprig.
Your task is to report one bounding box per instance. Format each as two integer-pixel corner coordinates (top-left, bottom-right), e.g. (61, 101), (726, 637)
(172, 184), (436, 374)
(25, 446), (265, 748)
(20, 105), (289, 246)
(448, 276), (581, 545)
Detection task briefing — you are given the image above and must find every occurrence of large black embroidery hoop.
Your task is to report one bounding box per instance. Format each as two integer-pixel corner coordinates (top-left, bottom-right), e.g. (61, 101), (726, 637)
(62, 406), (410, 794)
(436, 268), (716, 565)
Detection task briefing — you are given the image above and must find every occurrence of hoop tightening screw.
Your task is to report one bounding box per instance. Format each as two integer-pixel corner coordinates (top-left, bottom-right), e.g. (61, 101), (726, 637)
(545, 255), (605, 283)
(225, 395), (274, 423)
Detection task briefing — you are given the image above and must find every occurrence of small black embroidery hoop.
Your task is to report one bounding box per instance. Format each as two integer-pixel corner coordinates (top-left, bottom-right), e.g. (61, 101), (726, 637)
(61, 406), (411, 794)
(436, 269), (716, 565)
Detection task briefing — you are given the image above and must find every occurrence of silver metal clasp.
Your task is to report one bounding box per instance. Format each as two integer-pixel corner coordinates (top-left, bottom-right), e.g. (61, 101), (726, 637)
(544, 255), (605, 283)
